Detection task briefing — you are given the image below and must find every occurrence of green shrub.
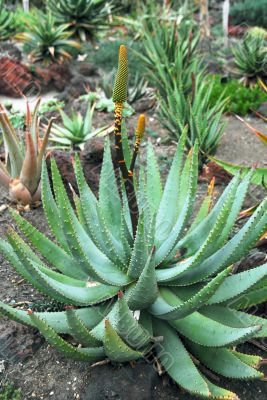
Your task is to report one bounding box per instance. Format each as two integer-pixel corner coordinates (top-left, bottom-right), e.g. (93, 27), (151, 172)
(135, 18), (227, 161)
(12, 6), (40, 34)
(0, 382), (21, 400)
(38, 99), (65, 116)
(207, 75), (267, 116)
(230, 0), (267, 28)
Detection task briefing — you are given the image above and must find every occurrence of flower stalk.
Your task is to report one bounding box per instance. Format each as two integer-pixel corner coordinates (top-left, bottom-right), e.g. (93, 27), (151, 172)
(112, 45), (144, 237)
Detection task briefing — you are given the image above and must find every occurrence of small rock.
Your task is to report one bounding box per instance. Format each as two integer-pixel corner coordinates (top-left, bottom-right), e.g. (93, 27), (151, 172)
(0, 359), (6, 373)
(0, 320), (44, 363)
(82, 362), (159, 400)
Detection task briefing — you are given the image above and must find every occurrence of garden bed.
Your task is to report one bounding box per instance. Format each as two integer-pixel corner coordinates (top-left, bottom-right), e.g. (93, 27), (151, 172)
(0, 1), (267, 399)
(0, 113), (266, 400)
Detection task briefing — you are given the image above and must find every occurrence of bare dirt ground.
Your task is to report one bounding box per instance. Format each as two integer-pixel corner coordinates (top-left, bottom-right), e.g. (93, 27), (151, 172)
(0, 112), (266, 400)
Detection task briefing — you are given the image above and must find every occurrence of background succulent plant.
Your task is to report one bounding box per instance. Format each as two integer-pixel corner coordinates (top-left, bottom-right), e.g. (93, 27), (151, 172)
(158, 74), (227, 163)
(0, 99), (52, 205)
(16, 12), (81, 63)
(0, 0), (15, 41)
(47, 0), (118, 41)
(0, 45), (267, 400)
(137, 18), (201, 97)
(232, 31), (267, 85)
(49, 99), (110, 150)
(230, 0), (267, 29)
(136, 18), (226, 159)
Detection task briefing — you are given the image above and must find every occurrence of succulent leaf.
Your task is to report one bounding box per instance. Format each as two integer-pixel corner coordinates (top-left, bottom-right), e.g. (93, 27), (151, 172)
(30, 312), (104, 361)
(104, 319), (143, 362)
(127, 247), (158, 310)
(150, 267), (232, 321)
(153, 319), (211, 397)
(66, 309), (102, 347)
(186, 341), (264, 379)
(146, 143), (163, 214)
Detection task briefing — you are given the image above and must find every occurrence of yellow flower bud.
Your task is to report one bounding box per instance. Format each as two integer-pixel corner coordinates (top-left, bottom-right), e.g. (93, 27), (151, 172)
(136, 114), (146, 141)
(112, 45), (128, 104)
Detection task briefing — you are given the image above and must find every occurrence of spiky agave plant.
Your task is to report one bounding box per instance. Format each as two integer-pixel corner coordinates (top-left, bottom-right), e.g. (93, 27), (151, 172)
(47, 0), (117, 41)
(159, 73), (227, 163)
(0, 99), (52, 205)
(233, 31), (267, 85)
(49, 99), (109, 150)
(16, 12), (81, 63)
(1, 46), (267, 400)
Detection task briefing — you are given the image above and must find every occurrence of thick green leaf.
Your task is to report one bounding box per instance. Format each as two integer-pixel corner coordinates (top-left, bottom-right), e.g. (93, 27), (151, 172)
(155, 129), (186, 244)
(146, 143), (162, 214)
(153, 319), (210, 397)
(116, 294), (151, 349)
(186, 340), (263, 379)
(164, 197), (267, 285)
(10, 209), (87, 280)
(99, 138), (121, 237)
(104, 319), (143, 362)
(0, 301), (109, 333)
(127, 213), (148, 278)
(201, 305), (267, 338)
(210, 156), (267, 187)
(150, 267), (231, 320)
(127, 248), (158, 310)
(171, 311), (261, 347)
(30, 313), (105, 361)
(207, 263), (267, 305)
(66, 309), (102, 347)
(51, 159), (130, 286)
(41, 161), (69, 252)
(155, 143), (198, 265)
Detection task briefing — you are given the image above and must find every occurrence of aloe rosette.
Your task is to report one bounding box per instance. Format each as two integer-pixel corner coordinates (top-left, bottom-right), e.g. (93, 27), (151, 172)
(0, 46), (267, 399)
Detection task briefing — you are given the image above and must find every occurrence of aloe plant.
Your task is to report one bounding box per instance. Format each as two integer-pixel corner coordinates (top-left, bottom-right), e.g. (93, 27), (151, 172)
(159, 74), (227, 162)
(137, 18), (201, 97)
(16, 12), (81, 63)
(0, 99), (52, 205)
(0, 0), (15, 41)
(0, 46), (267, 400)
(136, 19), (226, 160)
(49, 100), (109, 150)
(233, 31), (267, 85)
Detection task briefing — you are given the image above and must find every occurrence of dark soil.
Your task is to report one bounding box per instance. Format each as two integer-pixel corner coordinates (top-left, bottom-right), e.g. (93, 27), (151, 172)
(0, 113), (266, 400)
